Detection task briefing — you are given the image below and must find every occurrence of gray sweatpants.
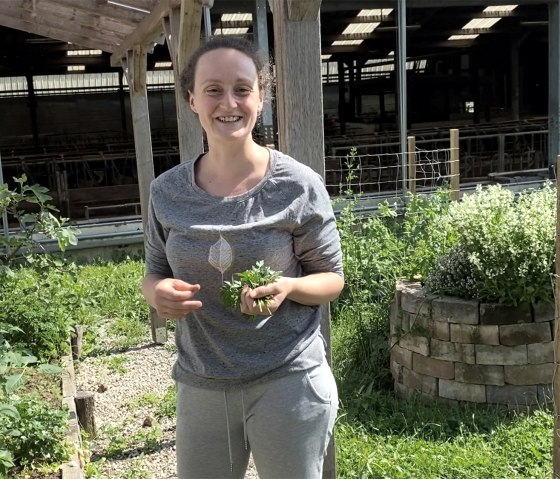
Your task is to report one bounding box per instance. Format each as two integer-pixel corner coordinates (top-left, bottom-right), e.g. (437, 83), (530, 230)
(176, 360), (338, 479)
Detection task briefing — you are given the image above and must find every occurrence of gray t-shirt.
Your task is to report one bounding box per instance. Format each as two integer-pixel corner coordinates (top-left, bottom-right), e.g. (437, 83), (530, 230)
(145, 149), (343, 390)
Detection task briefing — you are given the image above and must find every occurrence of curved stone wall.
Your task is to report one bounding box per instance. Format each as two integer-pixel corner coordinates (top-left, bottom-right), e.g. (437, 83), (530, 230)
(390, 281), (555, 406)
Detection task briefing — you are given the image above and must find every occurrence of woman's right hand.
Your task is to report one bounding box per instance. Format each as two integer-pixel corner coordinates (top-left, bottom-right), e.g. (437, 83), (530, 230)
(142, 275), (202, 320)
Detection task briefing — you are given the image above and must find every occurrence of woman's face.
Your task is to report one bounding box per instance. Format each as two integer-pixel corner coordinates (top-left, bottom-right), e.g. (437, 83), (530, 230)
(188, 48), (263, 145)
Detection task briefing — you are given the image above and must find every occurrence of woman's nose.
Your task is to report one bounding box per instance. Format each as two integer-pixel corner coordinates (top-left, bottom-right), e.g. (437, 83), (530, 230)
(221, 89), (237, 109)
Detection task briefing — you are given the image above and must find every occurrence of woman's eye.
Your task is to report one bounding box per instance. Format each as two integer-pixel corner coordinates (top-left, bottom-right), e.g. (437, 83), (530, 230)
(236, 87), (252, 95)
(206, 88), (221, 95)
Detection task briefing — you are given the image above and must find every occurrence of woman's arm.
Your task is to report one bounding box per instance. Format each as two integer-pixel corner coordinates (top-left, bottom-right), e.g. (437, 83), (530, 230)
(240, 272), (344, 316)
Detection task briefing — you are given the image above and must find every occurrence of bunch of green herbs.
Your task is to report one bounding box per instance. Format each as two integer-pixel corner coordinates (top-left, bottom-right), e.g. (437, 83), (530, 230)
(221, 261), (282, 319)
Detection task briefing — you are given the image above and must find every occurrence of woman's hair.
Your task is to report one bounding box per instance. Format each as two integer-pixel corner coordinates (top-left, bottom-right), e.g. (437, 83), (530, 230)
(179, 36), (272, 102)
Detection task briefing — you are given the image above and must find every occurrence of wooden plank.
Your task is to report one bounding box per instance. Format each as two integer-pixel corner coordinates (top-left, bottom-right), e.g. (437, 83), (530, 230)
(0, 12), (118, 52)
(124, 46), (166, 344)
(38, 0), (138, 33)
(271, 0), (324, 172)
(38, 0), (146, 22)
(117, 0), (160, 11)
(177, 0), (204, 72)
(110, 0), (180, 66)
(165, 1), (204, 161)
(450, 128), (460, 201)
(163, 4), (204, 162)
(287, 0), (321, 21)
(270, 2), (334, 478)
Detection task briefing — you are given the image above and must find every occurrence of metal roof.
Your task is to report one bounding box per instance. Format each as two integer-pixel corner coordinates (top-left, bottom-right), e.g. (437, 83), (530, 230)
(0, 0), (548, 78)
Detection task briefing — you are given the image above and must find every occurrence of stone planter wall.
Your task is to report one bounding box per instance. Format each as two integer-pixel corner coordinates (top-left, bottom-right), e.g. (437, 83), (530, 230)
(390, 281), (555, 406)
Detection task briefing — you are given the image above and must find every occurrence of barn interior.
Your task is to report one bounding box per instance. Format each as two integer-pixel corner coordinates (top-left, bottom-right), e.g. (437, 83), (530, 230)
(0, 0), (552, 224)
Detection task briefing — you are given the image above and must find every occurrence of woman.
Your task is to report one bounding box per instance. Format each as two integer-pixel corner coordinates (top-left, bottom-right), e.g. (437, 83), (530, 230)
(141, 36), (344, 479)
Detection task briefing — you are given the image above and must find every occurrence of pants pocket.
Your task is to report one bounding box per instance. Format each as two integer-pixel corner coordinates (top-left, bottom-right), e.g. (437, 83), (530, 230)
(304, 362), (336, 404)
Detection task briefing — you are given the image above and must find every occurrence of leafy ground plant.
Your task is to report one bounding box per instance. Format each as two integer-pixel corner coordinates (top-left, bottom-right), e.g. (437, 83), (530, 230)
(0, 175), (79, 276)
(221, 261), (282, 319)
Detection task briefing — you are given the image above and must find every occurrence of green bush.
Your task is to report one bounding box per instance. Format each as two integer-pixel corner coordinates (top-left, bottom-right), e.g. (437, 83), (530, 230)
(0, 265), (96, 361)
(0, 394), (71, 470)
(426, 183), (556, 305)
(0, 175), (79, 276)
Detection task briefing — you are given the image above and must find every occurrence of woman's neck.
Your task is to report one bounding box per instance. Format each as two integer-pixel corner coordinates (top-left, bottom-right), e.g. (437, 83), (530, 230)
(196, 140), (270, 197)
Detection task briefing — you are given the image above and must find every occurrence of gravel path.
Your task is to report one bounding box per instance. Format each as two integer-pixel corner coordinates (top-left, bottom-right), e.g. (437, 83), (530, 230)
(75, 329), (258, 479)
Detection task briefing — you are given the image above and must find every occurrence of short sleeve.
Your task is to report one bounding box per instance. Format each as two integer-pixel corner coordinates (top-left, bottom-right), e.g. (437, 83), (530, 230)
(144, 187), (173, 278)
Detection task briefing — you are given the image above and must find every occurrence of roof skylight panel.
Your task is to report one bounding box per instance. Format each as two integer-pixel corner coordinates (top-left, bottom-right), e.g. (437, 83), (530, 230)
(449, 34), (480, 40)
(357, 9), (393, 17)
(221, 13), (252, 22)
(342, 23), (380, 35)
(214, 28), (250, 35)
(462, 17), (501, 29)
(332, 40), (364, 46)
(484, 5), (518, 13)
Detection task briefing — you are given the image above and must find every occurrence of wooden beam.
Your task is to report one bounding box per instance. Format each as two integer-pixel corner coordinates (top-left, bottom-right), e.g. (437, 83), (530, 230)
(287, 0), (321, 21)
(32, 1), (136, 38)
(36, 0), (146, 23)
(0, 12), (118, 51)
(270, 3), (334, 478)
(177, 0), (204, 71)
(113, 0), (159, 11)
(163, 2), (204, 162)
(123, 38), (167, 344)
(110, 0), (180, 66)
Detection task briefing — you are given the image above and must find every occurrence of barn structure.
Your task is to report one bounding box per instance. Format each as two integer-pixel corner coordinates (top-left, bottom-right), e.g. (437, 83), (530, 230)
(0, 0), (556, 226)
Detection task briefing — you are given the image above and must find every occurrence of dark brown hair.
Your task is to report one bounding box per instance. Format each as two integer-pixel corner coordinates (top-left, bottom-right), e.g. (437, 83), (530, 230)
(179, 36), (272, 102)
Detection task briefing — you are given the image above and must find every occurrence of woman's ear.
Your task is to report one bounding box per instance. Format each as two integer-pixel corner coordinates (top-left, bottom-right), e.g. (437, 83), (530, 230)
(189, 91), (197, 114)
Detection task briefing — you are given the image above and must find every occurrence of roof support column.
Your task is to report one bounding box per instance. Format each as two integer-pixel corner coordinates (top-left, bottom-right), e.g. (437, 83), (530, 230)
(124, 45), (154, 231)
(163, 1), (206, 163)
(253, 0), (275, 146)
(270, 0), (324, 173)
(549, 0), (560, 170)
(124, 46), (166, 344)
(269, 2), (335, 478)
(396, 0), (408, 195)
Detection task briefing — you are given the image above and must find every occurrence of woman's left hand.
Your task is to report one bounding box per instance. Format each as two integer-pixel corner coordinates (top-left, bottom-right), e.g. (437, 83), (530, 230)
(240, 277), (293, 316)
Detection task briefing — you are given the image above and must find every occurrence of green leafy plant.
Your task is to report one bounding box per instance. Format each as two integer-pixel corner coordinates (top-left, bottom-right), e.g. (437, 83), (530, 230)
(221, 261), (282, 319)
(0, 323), (66, 476)
(0, 175), (79, 276)
(426, 183), (556, 305)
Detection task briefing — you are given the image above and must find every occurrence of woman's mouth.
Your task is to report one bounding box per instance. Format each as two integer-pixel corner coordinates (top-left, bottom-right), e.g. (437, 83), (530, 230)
(217, 116), (242, 123)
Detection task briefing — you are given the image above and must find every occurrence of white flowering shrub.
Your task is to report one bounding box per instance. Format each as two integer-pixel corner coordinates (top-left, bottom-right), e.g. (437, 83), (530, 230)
(426, 182), (556, 305)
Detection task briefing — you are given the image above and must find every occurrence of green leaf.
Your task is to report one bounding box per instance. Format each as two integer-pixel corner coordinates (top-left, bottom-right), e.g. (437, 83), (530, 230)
(38, 363), (65, 374)
(5, 372), (25, 393)
(0, 404), (19, 419)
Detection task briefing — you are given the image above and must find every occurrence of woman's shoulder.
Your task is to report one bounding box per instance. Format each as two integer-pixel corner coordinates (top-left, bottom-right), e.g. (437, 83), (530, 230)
(151, 158), (194, 192)
(271, 149), (324, 185)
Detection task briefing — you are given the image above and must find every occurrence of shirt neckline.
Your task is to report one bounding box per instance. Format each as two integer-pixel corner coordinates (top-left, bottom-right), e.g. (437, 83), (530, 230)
(189, 148), (277, 202)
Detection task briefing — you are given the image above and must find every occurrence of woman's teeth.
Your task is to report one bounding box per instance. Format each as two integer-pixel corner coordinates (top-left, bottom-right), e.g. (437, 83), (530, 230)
(218, 116), (241, 122)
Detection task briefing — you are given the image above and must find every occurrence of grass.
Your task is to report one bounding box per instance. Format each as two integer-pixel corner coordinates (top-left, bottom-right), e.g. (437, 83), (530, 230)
(2, 256), (555, 477)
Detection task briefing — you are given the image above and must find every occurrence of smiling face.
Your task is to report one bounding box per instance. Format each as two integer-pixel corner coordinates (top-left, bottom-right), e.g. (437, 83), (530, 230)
(188, 48), (264, 146)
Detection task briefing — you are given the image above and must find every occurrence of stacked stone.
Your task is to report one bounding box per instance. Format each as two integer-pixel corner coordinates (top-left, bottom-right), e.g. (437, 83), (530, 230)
(390, 281), (555, 406)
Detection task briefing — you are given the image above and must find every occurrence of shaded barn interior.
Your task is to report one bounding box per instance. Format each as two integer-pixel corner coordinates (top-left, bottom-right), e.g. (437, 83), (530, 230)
(0, 0), (552, 222)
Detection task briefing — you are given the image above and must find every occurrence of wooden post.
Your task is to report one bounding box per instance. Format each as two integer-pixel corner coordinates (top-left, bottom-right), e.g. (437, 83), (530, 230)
(163, 2), (205, 163)
(124, 46), (166, 344)
(270, 2), (335, 478)
(70, 325), (83, 361)
(407, 135), (416, 195)
(450, 128), (460, 201)
(554, 154), (560, 479)
(75, 391), (96, 436)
